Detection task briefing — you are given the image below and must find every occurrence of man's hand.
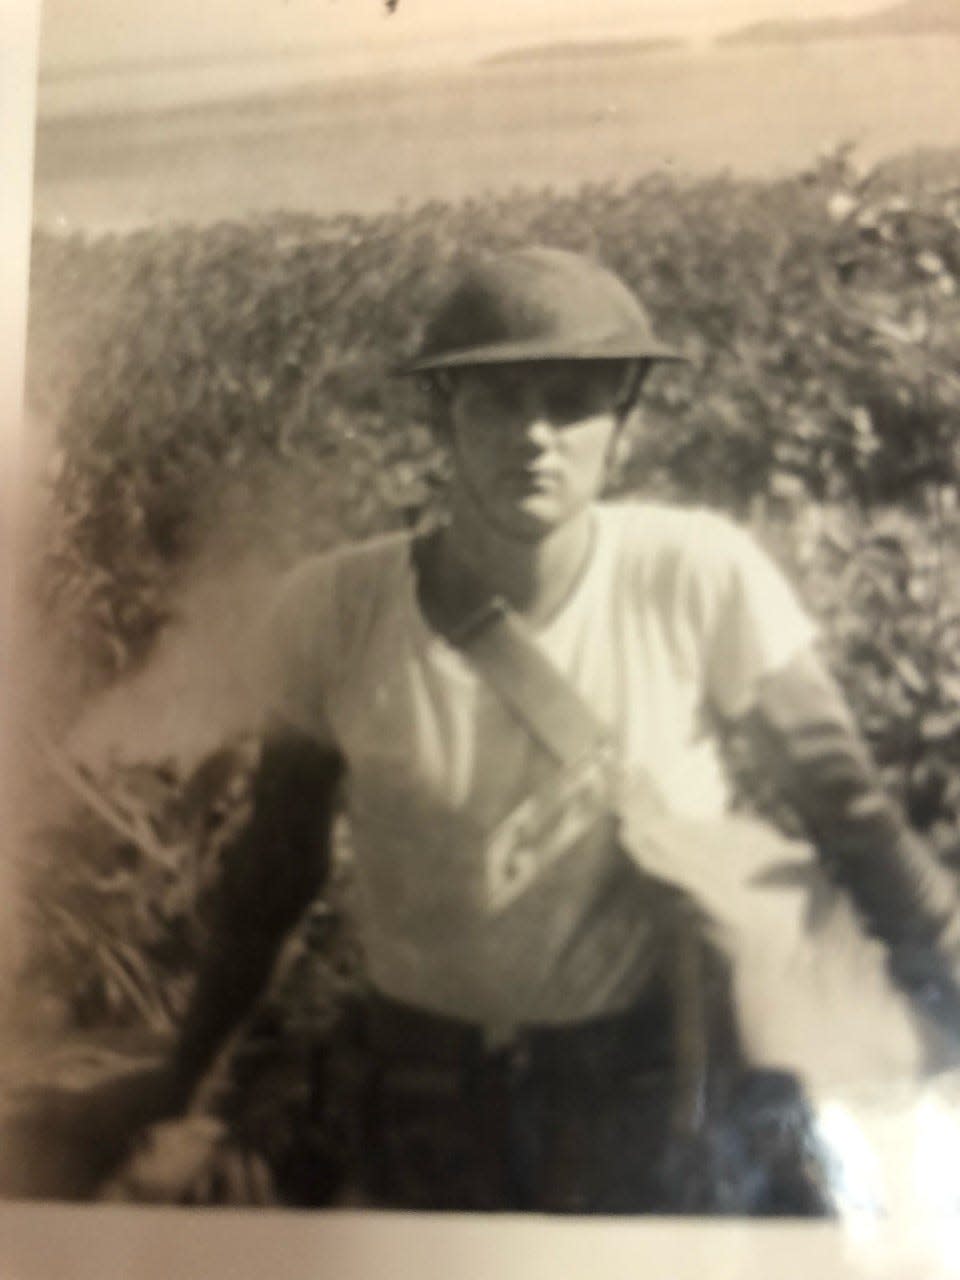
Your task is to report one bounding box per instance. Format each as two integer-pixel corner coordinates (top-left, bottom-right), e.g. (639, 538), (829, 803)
(888, 924), (960, 1067)
(100, 1113), (276, 1204)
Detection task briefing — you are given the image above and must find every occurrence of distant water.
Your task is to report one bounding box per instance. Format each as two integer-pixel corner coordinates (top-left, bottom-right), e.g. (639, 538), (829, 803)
(37, 43), (479, 119)
(32, 36), (960, 234)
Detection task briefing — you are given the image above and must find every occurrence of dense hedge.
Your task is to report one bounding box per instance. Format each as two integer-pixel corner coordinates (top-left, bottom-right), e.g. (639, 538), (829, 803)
(18, 150), (960, 1067)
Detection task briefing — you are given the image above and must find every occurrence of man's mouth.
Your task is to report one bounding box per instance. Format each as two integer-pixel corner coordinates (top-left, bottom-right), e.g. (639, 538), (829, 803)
(506, 461), (559, 488)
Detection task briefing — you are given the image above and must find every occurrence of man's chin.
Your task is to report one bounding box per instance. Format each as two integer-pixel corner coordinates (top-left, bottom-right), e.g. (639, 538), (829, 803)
(491, 501), (565, 541)
(453, 479), (584, 542)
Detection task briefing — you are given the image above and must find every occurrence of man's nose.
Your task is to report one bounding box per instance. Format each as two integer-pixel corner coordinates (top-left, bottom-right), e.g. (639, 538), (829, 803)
(517, 415), (555, 448)
(513, 392), (556, 447)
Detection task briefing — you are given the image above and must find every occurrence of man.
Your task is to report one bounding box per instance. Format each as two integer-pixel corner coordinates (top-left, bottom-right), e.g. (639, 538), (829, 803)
(98, 246), (960, 1212)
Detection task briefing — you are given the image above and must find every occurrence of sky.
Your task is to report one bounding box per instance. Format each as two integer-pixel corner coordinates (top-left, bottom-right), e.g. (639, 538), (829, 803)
(39, 0), (896, 76)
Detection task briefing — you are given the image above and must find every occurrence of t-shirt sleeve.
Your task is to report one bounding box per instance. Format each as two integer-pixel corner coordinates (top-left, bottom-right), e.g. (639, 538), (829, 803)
(250, 555), (341, 745)
(688, 513), (818, 721)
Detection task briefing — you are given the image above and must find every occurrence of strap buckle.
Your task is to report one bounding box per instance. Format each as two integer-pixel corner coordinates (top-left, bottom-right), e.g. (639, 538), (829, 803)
(446, 594), (508, 647)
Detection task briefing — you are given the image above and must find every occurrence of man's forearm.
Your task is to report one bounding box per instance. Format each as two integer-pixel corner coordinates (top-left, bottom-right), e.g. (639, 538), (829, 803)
(162, 734), (344, 1113)
(745, 651), (960, 1035)
(163, 872), (302, 1112)
(749, 651), (959, 947)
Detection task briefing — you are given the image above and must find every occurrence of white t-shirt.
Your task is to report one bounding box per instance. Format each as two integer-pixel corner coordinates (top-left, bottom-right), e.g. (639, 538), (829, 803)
(259, 501), (816, 1030)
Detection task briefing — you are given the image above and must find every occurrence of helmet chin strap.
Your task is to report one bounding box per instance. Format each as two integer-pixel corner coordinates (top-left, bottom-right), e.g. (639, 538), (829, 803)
(615, 360), (651, 416)
(603, 422), (630, 483)
(604, 368), (645, 481)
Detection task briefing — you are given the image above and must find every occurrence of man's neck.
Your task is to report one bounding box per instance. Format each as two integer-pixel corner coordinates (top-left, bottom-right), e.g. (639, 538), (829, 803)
(427, 494), (597, 629)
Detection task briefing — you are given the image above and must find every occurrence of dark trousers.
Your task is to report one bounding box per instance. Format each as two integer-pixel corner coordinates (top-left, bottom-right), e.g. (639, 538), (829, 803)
(349, 977), (831, 1216)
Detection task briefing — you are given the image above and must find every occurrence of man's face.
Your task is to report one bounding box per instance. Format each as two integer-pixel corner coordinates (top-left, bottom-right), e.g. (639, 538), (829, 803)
(446, 361), (629, 539)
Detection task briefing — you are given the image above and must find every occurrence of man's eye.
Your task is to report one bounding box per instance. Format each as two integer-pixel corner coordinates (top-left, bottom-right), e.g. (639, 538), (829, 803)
(542, 384), (597, 422)
(494, 382), (523, 410)
(460, 382), (511, 414)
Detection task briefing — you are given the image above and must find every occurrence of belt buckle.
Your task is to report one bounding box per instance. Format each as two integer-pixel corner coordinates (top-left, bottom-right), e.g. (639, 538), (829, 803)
(483, 1021), (535, 1077)
(488, 1013), (535, 1054)
(482, 1020), (518, 1053)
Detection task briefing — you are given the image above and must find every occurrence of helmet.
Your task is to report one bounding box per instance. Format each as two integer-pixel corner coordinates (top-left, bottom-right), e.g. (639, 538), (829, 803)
(398, 245), (686, 375)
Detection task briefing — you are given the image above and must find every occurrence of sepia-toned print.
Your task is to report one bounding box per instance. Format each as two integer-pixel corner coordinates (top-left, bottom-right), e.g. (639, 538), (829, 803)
(4, 0), (960, 1228)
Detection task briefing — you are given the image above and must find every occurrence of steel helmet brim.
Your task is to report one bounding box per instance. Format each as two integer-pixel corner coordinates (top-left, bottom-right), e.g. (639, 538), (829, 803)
(398, 335), (688, 375)
(394, 245), (689, 377)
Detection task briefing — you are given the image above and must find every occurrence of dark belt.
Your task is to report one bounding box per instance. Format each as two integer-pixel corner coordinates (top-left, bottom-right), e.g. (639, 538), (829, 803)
(363, 987), (676, 1081)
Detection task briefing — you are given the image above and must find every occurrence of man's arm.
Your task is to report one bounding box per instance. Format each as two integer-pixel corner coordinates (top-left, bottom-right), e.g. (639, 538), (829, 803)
(160, 726), (345, 1115)
(3, 727), (344, 1202)
(745, 648), (960, 1021)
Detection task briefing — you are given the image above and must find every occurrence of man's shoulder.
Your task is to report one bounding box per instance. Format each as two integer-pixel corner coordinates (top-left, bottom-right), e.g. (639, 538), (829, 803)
(275, 530), (413, 600)
(263, 531), (413, 666)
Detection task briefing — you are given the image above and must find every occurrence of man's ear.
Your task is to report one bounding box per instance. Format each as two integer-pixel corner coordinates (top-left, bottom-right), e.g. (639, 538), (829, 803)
(417, 370), (455, 400)
(418, 371), (455, 437)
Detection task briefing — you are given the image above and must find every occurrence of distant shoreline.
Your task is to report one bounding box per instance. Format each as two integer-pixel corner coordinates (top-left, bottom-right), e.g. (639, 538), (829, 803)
(721, 0), (960, 46)
(480, 37), (685, 67)
(40, 24), (960, 127)
(31, 34), (960, 235)
(722, 22), (960, 47)
(37, 28), (958, 128)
